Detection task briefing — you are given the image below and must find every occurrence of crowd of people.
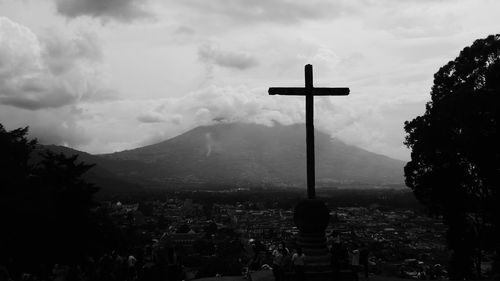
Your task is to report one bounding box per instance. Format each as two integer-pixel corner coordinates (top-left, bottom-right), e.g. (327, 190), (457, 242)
(330, 236), (370, 281)
(0, 248), (183, 281)
(1, 233), (372, 281)
(245, 233), (370, 281)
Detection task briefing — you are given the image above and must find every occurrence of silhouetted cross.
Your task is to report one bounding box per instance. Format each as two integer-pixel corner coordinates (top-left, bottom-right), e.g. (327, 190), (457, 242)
(269, 64), (349, 199)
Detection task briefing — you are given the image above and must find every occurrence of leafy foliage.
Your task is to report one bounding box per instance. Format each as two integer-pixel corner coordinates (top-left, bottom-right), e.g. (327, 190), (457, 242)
(0, 124), (100, 268)
(404, 35), (500, 278)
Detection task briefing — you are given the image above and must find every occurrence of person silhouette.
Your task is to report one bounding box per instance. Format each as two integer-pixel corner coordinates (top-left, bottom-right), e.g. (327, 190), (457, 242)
(292, 247), (306, 281)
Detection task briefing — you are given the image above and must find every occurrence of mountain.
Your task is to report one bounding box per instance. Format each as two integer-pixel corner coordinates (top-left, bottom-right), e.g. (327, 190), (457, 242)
(101, 123), (404, 187)
(32, 145), (144, 197)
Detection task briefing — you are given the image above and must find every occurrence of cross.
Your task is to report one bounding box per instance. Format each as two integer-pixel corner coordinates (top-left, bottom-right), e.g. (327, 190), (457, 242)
(269, 64), (349, 199)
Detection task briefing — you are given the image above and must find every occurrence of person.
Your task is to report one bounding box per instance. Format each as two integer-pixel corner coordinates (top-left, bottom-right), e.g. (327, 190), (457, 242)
(359, 243), (369, 279)
(0, 265), (12, 281)
(280, 241), (290, 256)
(53, 264), (71, 281)
(272, 244), (285, 281)
(127, 255), (137, 281)
(98, 253), (113, 281)
(113, 253), (126, 281)
(330, 233), (345, 281)
(291, 247), (305, 281)
(350, 244), (360, 281)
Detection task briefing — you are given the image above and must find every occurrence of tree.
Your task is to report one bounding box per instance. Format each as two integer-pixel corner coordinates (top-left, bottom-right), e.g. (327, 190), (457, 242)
(0, 125), (37, 189)
(32, 151), (99, 261)
(404, 34), (500, 279)
(0, 124), (99, 271)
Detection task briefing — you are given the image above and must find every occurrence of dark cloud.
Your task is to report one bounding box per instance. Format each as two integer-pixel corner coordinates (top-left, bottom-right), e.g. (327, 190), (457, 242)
(137, 112), (164, 123)
(174, 26), (196, 35)
(0, 86), (77, 110)
(41, 30), (102, 75)
(198, 43), (258, 70)
(54, 0), (152, 22)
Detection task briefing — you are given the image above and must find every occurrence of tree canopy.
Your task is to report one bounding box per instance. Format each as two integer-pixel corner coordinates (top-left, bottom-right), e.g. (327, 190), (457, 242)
(0, 124), (100, 269)
(404, 34), (500, 278)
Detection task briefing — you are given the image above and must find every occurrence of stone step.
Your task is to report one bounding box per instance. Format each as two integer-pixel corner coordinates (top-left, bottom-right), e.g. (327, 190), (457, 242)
(297, 243), (328, 249)
(301, 248), (329, 256)
(305, 261), (330, 268)
(297, 236), (326, 242)
(298, 240), (327, 246)
(299, 232), (327, 237)
(305, 263), (331, 269)
(306, 269), (333, 274)
(299, 233), (326, 238)
(305, 255), (330, 263)
(304, 270), (333, 281)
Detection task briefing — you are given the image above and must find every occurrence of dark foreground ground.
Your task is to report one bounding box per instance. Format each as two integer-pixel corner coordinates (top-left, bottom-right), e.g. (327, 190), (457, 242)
(194, 270), (420, 281)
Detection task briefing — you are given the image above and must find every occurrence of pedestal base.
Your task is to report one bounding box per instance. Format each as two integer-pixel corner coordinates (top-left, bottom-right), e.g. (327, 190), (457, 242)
(294, 199), (332, 280)
(297, 231), (332, 280)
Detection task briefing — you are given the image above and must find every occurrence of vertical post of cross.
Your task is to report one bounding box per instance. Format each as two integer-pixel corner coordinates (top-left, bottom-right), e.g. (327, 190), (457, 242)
(305, 64), (315, 199)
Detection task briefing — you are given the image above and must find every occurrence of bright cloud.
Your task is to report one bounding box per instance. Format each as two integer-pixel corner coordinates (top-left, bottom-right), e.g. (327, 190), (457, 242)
(0, 17), (112, 110)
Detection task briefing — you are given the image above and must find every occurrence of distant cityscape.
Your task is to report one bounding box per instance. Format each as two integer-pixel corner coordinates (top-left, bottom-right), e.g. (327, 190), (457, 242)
(99, 188), (452, 280)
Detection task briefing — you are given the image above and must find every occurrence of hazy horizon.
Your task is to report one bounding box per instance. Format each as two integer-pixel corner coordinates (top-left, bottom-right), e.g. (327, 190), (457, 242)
(38, 121), (408, 162)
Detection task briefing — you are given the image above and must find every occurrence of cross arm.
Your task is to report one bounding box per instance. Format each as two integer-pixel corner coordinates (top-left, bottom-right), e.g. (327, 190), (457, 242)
(269, 87), (350, 96)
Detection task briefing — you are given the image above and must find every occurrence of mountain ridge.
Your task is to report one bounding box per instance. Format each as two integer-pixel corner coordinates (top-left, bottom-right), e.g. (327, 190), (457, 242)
(38, 122), (404, 191)
(31, 145), (144, 197)
(101, 122), (404, 187)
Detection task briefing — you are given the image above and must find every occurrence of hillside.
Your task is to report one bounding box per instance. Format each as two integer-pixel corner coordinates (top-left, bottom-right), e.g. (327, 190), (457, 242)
(102, 123), (404, 187)
(32, 145), (144, 197)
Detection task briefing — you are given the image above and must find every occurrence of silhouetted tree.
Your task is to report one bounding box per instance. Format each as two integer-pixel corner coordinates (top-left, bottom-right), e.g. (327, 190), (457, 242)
(0, 124), (99, 273)
(33, 151), (99, 262)
(404, 34), (500, 279)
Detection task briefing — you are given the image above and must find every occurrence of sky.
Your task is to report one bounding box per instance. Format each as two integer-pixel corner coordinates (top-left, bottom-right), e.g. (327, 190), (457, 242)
(1, 0), (500, 161)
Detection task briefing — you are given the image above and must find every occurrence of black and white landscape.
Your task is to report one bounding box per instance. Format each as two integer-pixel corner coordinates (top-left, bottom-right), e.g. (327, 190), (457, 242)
(2, 1), (500, 281)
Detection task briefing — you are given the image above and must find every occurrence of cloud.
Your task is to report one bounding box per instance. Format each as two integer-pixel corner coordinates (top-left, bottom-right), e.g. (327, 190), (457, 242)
(130, 84), (421, 161)
(54, 0), (152, 23)
(362, 0), (462, 39)
(175, 26), (196, 36)
(41, 29), (102, 74)
(3, 81), (419, 160)
(0, 17), (112, 110)
(122, 85), (357, 148)
(137, 112), (164, 123)
(179, 0), (353, 25)
(0, 105), (92, 148)
(198, 42), (258, 70)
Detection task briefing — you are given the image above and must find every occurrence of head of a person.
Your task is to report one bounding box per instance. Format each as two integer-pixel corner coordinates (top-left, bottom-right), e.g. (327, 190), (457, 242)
(297, 247), (303, 255)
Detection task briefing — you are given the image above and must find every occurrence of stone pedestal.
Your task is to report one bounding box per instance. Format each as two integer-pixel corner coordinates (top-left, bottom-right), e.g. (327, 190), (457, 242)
(294, 199), (332, 280)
